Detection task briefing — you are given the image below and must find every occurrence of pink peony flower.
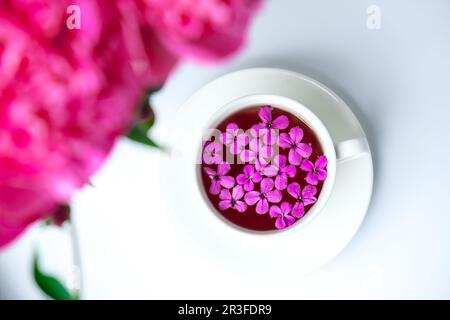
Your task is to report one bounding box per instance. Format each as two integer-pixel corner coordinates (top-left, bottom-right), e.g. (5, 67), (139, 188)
(203, 163), (235, 195)
(279, 127), (312, 165)
(220, 122), (249, 155)
(269, 202), (295, 229)
(218, 185), (247, 213)
(0, 0), (263, 248)
(236, 164), (262, 191)
(202, 141), (222, 165)
(300, 155), (328, 185)
(140, 0), (264, 63)
(287, 183), (317, 218)
(116, 0), (179, 87)
(0, 1), (143, 248)
(273, 155), (296, 190)
(244, 178), (282, 214)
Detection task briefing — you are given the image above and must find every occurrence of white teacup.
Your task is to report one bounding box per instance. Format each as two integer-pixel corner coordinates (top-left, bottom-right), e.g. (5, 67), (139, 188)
(197, 94), (368, 234)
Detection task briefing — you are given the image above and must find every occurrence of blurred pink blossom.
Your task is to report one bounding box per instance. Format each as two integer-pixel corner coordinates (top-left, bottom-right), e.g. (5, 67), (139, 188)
(0, 0), (263, 248)
(140, 0), (263, 62)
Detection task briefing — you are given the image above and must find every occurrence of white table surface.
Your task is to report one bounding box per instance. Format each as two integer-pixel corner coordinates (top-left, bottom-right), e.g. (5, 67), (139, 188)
(1, 0), (450, 299)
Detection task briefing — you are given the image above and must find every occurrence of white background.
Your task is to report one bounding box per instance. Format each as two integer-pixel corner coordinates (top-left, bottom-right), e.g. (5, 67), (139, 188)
(1, 0), (450, 299)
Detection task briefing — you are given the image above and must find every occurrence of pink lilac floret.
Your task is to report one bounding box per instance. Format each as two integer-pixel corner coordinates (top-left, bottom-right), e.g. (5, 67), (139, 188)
(273, 155), (296, 190)
(269, 202), (295, 229)
(254, 158), (278, 177)
(244, 178), (282, 214)
(300, 155), (328, 185)
(248, 125), (279, 146)
(203, 141), (222, 165)
(257, 106), (289, 130)
(279, 127), (312, 165)
(287, 182), (317, 218)
(219, 185), (247, 213)
(220, 122), (249, 155)
(203, 163), (235, 195)
(236, 165), (262, 191)
(240, 136), (273, 163)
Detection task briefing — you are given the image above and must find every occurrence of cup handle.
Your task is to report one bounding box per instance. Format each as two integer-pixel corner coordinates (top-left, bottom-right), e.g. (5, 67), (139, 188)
(335, 138), (369, 164)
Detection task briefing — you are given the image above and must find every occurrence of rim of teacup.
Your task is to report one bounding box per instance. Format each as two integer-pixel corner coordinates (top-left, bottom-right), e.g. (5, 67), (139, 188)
(195, 94), (337, 236)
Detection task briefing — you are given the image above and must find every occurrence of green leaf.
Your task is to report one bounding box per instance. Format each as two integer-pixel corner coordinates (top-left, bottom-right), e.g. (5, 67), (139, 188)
(33, 254), (77, 300)
(143, 86), (162, 98)
(127, 124), (161, 149)
(126, 87), (164, 150)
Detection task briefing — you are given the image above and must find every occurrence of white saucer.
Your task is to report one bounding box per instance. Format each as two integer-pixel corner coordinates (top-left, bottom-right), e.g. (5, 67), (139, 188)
(160, 68), (373, 276)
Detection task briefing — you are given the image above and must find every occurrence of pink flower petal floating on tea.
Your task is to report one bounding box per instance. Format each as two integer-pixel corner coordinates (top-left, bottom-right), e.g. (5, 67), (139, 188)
(236, 165), (262, 191)
(203, 163), (235, 195)
(240, 137), (273, 163)
(279, 127), (313, 165)
(203, 142), (222, 165)
(249, 126), (279, 146)
(255, 158), (278, 177)
(273, 155), (297, 190)
(287, 182), (317, 218)
(244, 178), (282, 214)
(300, 155), (328, 185)
(258, 106), (289, 130)
(269, 202), (295, 229)
(218, 185), (247, 213)
(220, 122), (249, 155)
